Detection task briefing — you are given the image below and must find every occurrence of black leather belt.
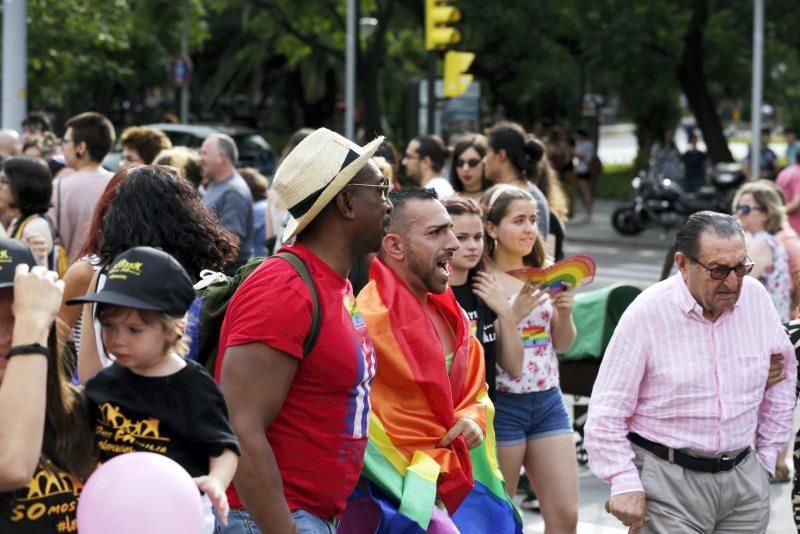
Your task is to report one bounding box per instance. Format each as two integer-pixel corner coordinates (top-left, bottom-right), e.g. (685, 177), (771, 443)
(628, 433), (750, 474)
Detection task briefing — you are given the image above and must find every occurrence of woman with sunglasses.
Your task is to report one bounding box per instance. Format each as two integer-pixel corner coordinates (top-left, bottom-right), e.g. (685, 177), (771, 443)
(449, 135), (488, 202)
(732, 181), (792, 323)
(733, 180), (794, 484)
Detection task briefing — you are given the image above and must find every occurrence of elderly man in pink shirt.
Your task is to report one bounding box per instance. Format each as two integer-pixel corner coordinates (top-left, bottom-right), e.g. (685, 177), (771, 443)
(586, 211), (797, 533)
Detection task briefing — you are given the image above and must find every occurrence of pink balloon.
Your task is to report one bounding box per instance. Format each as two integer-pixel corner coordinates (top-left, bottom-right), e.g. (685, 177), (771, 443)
(77, 452), (204, 534)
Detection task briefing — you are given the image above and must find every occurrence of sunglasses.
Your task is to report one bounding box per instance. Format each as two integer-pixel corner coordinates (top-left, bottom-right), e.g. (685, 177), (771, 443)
(687, 254), (755, 280)
(456, 158), (482, 169)
(346, 180), (392, 200)
(735, 204), (766, 215)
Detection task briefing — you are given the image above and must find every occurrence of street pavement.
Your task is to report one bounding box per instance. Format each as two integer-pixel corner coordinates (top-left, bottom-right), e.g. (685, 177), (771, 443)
(565, 198), (673, 290)
(515, 202), (797, 532)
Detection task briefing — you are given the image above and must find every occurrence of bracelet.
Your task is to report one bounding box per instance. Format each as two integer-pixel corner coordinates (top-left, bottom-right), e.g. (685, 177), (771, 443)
(5, 343), (51, 359)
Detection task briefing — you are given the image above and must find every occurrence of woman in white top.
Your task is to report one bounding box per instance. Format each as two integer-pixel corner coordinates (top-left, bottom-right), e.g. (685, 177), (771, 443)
(481, 184), (579, 533)
(0, 157), (55, 267)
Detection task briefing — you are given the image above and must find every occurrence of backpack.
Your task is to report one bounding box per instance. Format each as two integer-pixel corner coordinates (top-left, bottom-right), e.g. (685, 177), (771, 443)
(188, 251), (321, 374)
(12, 213), (69, 277)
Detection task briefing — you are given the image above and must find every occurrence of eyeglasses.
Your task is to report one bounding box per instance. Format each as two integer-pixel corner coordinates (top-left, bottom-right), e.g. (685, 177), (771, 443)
(456, 158), (482, 169)
(736, 204), (766, 216)
(687, 254), (754, 280)
(346, 180), (392, 200)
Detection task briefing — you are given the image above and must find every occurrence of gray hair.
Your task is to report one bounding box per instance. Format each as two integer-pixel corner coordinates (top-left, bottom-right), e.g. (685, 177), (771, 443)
(674, 211), (745, 258)
(212, 133), (238, 165)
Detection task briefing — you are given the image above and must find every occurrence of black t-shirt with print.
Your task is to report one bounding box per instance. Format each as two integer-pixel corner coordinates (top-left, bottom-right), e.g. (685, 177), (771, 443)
(451, 282), (498, 400)
(0, 433), (83, 533)
(85, 359), (240, 478)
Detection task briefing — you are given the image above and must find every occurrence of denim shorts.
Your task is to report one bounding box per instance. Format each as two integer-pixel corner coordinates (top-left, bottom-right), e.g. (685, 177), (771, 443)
(494, 387), (572, 446)
(216, 509), (336, 534)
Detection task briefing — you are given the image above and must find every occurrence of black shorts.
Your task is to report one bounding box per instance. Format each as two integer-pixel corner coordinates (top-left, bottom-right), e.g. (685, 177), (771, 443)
(577, 171), (592, 181)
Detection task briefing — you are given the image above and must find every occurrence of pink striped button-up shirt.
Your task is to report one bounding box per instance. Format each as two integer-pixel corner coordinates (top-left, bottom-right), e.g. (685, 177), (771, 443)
(585, 274), (797, 496)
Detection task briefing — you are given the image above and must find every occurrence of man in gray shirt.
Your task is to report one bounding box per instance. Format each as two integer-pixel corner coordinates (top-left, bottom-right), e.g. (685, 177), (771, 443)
(200, 133), (254, 273)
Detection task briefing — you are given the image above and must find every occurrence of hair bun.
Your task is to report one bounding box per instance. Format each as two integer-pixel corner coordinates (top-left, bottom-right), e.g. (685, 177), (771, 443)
(524, 139), (544, 165)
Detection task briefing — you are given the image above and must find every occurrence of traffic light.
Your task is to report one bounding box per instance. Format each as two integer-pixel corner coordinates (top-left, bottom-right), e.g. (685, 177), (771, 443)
(425, 0), (461, 51)
(443, 50), (474, 97)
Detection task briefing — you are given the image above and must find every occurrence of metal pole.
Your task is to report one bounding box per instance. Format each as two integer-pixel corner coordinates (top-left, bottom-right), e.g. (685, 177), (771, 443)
(750, 0), (763, 180)
(427, 52), (436, 135)
(180, 0), (190, 124)
(2, 0), (27, 130)
(345, 0), (356, 140)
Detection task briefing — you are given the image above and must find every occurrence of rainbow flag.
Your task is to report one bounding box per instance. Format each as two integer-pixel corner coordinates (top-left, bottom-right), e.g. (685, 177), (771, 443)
(338, 259), (521, 533)
(521, 325), (549, 348)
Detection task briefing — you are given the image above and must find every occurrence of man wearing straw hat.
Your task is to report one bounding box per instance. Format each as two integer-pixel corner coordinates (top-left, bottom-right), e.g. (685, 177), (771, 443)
(215, 128), (392, 533)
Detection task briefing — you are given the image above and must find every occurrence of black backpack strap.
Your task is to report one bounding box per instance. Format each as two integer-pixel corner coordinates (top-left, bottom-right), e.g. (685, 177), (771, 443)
(274, 252), (320, 356)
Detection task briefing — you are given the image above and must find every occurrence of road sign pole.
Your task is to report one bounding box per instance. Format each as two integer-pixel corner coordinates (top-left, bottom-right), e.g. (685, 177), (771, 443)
(180, 0), (190, 124)
(750, 0), (763, 179)
(345, 0), (356, 140)
(2, 0), (27, 130)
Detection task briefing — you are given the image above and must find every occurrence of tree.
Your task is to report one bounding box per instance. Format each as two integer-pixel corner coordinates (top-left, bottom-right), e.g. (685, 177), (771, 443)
(26, 0), (209, 126)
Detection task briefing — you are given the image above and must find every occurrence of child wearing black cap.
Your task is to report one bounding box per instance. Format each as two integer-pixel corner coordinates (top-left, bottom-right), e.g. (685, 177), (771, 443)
(70, 246), (240, 530)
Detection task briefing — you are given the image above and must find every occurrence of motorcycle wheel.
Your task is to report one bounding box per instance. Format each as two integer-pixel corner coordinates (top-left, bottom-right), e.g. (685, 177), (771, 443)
(611, 205), (647, 235)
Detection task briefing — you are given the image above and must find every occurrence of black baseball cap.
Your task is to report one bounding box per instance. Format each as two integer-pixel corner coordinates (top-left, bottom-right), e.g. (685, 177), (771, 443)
(0, 238), (37, 289)
(68, 246), (194, 316)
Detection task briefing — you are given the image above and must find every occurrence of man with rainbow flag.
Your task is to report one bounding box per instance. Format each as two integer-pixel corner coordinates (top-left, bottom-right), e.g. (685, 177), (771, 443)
(338, 188), (522, 533)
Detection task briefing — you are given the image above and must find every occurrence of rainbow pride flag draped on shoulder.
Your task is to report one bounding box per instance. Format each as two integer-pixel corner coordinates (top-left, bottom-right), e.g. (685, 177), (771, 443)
(338, 259), (521, 533)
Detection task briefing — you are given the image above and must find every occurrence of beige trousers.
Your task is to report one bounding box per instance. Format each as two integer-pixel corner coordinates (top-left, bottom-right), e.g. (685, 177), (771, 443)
(631, 443), (771, 533)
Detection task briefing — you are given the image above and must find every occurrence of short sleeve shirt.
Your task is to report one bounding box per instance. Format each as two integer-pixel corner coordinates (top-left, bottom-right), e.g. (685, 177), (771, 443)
(85, 359), (240, 477)
(0, 443), (83, 533)
(214, 243), (377, 519)
(203, 172), (254, 265)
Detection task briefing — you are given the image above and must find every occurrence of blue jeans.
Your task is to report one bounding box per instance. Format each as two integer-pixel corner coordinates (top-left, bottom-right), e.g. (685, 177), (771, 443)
(216, 509), (335, 534)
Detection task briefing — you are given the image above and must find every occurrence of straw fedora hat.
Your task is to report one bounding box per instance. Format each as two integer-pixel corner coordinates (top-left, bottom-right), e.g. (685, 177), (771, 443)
(273, 128), (384, 242)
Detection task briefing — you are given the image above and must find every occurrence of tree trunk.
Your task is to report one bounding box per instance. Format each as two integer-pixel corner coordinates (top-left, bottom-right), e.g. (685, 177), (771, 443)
(676, 0), (733, 163)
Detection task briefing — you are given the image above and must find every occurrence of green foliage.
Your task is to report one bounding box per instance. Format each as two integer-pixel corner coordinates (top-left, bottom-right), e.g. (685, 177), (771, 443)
(21, 0), (800, 151)
(597, 163), (636, 201)
(27, 0), (209, 117)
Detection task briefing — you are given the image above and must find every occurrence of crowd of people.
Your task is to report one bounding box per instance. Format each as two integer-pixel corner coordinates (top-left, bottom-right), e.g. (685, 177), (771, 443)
(0, 108), (799, 534)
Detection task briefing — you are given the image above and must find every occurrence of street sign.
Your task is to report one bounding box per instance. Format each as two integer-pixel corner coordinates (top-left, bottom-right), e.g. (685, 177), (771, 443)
(169, 55), (193, 87)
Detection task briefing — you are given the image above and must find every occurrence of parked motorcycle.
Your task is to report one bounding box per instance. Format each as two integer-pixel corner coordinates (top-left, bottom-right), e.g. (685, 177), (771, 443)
(611, 162), (746, 236)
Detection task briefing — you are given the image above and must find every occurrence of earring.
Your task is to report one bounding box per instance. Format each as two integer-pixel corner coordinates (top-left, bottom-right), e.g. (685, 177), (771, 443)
(493, 238), (498, 251)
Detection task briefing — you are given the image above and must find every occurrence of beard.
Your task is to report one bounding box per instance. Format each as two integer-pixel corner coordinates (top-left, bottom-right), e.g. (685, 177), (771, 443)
(406, 242), (449, 295)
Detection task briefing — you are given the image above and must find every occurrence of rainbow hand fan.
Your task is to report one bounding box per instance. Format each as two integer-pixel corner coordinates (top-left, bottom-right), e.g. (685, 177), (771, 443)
(506, 255), (596, 294)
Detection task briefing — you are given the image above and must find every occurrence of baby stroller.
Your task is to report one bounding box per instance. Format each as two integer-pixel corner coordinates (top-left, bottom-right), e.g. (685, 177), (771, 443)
(559, 283), (642, 464)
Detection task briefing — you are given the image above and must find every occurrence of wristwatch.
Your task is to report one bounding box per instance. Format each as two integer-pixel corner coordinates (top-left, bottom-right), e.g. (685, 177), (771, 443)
(5, 343), (51, 359)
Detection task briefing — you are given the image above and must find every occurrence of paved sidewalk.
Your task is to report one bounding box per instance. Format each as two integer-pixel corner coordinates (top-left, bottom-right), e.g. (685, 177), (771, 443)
(566, 198), (675, 249)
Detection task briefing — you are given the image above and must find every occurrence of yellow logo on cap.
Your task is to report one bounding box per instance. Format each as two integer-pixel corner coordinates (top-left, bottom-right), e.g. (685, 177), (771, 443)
(0, 250), (11, 271)
(108, 259), (144, 280)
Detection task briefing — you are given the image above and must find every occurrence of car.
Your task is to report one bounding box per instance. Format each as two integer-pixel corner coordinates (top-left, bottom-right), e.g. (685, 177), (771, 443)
(102, 123), (277, 176)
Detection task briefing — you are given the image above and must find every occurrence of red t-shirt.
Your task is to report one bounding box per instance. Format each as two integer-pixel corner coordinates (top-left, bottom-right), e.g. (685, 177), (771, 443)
(214, 243), (376, 519)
